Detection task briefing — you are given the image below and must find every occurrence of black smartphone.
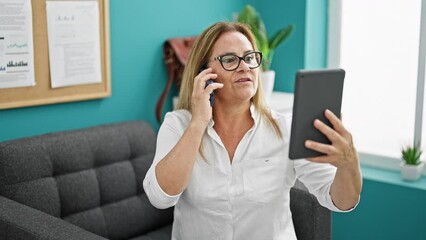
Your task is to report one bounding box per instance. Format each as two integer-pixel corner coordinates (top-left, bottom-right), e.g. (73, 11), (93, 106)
(200, 65), (215, 107)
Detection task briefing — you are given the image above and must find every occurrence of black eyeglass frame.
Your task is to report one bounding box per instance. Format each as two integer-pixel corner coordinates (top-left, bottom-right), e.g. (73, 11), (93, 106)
(213, 51), (263, 71)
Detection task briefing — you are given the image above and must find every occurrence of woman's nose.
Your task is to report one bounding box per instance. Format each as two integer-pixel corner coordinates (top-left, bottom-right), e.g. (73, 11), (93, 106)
(237, 59), (251, 72)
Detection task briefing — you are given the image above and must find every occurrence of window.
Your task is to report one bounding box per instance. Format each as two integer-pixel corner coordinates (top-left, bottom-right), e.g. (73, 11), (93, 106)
(328, 0), (425, 164)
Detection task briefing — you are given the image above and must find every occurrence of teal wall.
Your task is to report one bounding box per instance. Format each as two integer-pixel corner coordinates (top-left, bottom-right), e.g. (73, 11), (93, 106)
(333, 179), (426, 240)
(305, 0), (328, 69)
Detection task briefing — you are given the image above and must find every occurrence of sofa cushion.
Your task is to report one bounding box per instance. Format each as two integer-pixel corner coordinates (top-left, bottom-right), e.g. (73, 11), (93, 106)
(0, 121), (173, 240)
(128, 225), (173, 240)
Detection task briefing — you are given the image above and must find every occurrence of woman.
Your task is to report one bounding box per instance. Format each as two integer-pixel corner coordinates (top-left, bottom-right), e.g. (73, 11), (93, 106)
(143, 21), (362, 240)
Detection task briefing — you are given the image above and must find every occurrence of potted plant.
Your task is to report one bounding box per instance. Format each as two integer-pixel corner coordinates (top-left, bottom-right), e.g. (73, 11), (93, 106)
(400, 143), (424, 181)
(236, 5), (294, 101)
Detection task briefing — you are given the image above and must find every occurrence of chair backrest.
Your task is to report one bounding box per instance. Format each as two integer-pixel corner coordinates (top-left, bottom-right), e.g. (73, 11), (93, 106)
(290, 180), (332, 240)
(0, 121), (173, 240)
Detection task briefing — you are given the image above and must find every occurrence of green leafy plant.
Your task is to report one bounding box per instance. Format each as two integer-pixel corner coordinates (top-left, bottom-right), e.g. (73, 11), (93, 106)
(401, 144), (422, 165)
(237, 5), (294, 71)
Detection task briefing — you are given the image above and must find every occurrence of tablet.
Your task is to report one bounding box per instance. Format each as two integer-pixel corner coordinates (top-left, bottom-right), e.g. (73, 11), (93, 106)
(289, 69), (345, 160)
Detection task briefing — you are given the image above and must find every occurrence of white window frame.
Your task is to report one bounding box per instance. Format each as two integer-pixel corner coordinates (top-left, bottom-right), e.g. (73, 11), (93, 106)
(327, 0), (426, 175)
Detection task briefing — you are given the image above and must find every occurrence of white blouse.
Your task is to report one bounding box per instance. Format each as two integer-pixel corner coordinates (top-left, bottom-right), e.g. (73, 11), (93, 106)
(143, 106), (349, 240)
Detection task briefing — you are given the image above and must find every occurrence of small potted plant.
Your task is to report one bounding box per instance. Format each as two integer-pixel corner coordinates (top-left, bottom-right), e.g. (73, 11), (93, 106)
(400, 143), (424, 181)
(236, 5), (294, 101)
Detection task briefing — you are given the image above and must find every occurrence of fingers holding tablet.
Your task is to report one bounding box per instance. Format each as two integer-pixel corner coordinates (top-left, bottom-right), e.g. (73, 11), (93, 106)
(304, 109), (357, 168)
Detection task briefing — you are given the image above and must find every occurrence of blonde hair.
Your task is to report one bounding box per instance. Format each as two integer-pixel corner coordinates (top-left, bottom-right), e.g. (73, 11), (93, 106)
(177, 21), (282, 139)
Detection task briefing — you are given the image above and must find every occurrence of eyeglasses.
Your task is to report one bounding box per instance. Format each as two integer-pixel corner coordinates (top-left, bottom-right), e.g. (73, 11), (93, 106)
(213, 51), (262, 71)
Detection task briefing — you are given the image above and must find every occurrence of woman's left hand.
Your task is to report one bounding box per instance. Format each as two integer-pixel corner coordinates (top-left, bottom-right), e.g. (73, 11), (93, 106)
(304, 109), (358, 169)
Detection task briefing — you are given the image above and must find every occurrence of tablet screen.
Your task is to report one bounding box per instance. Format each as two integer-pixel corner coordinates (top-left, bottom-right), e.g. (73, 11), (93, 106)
(288, 69), (345, 160)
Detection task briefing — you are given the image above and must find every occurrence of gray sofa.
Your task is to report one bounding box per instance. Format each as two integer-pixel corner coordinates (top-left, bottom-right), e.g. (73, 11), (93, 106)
(0, 121), (331, 240)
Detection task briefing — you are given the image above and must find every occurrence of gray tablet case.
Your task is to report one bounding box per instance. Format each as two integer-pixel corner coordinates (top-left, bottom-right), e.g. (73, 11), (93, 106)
(289, 69), (345, 159)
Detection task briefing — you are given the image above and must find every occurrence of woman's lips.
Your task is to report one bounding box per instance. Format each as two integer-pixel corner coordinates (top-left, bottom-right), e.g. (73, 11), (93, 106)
(235, 78), (252, 83)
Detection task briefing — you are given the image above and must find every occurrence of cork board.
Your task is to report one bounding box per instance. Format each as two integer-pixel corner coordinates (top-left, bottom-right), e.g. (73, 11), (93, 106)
(0, 0), (111, 109)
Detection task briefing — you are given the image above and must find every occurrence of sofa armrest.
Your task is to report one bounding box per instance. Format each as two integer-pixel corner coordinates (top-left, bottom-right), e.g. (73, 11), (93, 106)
(290, 184), (332, 240)
(0, 196), (106, 240)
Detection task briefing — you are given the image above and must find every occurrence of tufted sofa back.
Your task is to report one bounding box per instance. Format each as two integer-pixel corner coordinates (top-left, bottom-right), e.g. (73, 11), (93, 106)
(0, 121), (173, 240)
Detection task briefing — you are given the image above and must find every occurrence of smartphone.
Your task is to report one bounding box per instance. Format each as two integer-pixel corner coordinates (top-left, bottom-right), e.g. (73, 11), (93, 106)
(200, 65), (215, 107)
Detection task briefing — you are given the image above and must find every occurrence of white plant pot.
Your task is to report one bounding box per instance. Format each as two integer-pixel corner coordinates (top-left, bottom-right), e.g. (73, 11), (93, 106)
(400, 161), (424, 181)
(261, 70), (275, 104)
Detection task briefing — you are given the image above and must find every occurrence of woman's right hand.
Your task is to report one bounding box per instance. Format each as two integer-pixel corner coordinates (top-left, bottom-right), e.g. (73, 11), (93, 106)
(190, 67), (223, 126)
(154, 69), (222, 196)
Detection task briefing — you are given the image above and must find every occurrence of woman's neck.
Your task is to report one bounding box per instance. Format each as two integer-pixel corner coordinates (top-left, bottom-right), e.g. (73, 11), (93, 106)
(212, 101), (253, 134)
